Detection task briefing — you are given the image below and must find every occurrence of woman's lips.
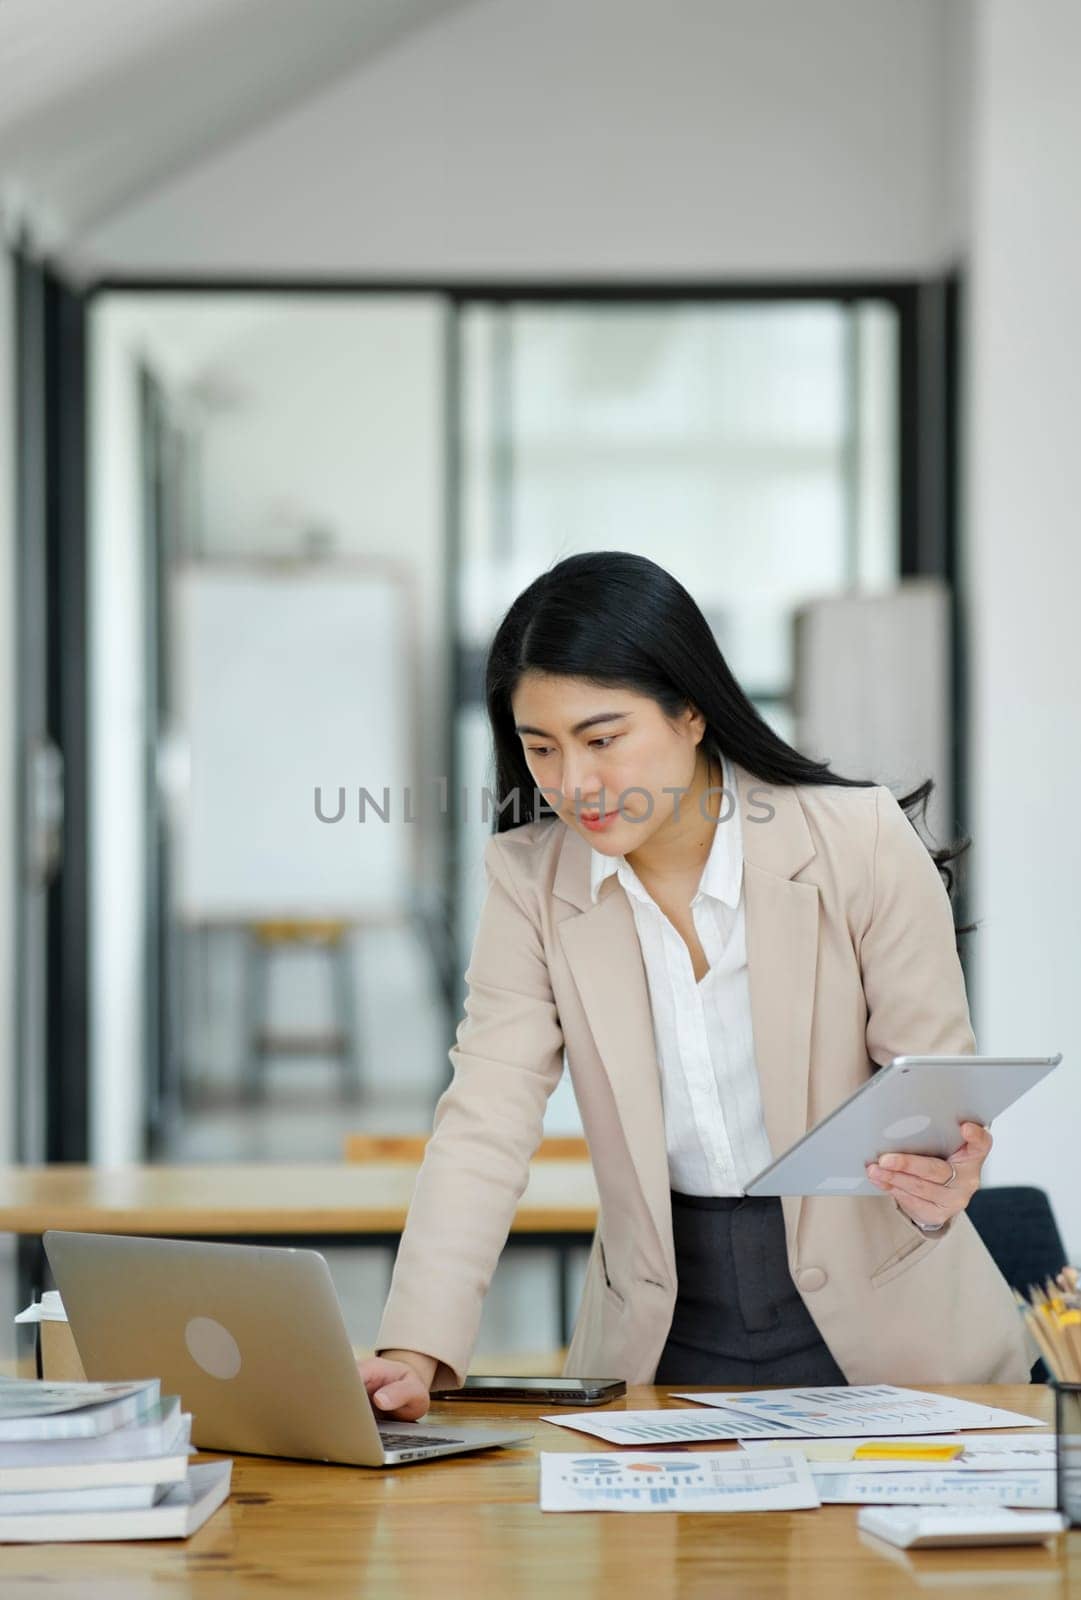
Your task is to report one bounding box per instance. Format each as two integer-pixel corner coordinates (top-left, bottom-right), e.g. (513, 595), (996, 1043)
(579, 809), (621, 832)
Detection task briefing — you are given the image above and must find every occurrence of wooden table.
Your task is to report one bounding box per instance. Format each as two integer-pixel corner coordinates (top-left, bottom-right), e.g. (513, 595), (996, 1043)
(0, 1162), (599, 1342)
(0, 1386), (1073, 1596)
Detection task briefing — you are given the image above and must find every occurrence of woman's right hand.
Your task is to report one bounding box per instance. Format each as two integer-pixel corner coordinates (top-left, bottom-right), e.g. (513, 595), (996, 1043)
(356, 1350), (436, 1421)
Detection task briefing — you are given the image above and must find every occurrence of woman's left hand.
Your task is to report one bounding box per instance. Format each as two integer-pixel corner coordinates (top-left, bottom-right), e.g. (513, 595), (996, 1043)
(866, 1122), (992, 1227)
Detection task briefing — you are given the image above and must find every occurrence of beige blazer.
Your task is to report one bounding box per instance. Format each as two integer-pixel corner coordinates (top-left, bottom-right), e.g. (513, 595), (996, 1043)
(376, 761), (1029, 1388)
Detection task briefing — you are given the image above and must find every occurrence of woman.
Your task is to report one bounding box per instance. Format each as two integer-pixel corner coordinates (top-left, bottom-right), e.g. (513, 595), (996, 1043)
(358, 553), (1028, 1421)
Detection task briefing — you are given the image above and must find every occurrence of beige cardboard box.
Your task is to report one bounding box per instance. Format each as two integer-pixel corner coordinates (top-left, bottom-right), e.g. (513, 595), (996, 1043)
(40, 1319), (87, 1382)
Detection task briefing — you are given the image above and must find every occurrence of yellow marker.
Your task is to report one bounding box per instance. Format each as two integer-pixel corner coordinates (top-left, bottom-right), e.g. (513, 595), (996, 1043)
(853, 1442), (964, 1462)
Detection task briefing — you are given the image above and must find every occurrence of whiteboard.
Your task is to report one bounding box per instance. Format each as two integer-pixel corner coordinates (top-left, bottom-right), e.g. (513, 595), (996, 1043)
(171, 561), (418, 921)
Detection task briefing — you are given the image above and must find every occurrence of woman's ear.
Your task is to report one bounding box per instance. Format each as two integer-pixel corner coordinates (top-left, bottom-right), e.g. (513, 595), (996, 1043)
(685, 703), (707, 741)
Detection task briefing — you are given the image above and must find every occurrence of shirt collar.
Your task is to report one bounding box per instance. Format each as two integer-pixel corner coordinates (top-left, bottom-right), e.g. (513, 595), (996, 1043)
(588, 752), (743, 908)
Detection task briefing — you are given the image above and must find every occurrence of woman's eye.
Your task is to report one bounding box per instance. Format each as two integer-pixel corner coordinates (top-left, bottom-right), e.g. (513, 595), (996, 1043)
(527, 736), (616, 757)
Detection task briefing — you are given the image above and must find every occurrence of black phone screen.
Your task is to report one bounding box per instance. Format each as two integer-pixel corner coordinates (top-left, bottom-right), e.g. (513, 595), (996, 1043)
(429, 1376), (626, 1405)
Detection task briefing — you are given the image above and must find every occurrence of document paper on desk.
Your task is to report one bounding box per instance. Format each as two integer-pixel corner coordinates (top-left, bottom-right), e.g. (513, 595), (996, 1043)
(740, 1435), (1057, 1471)
(669, 1386), (1043, 1436)
(539, 1409), (838, 1446)
(540, 1450), (820, 1512)
(811, 1467), (1057, 1509)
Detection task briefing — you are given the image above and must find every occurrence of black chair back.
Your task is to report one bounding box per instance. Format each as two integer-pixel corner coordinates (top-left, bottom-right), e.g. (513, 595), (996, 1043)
(966, 1185), (1067, 1382)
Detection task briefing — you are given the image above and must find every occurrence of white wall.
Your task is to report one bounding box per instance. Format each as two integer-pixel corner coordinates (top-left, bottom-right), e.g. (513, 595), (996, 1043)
(966, 0), (1081, 1254)
(80, 0), (959, 279)
(88, 303), (147, 1163)
(0, 245), (15, 1164)
(937, 0), (977, 266)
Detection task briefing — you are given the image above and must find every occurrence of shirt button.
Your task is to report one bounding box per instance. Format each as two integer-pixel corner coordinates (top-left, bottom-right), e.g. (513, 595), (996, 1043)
(796, 1266), (827, 1293)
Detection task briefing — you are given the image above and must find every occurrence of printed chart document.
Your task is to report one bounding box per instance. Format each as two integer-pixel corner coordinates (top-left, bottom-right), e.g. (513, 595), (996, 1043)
(670, 1386), (1043, 1437)
(540, 1450), (819, 1513)
(740, 1435), (1057, 1471)
(540, 1410), (821, 1447)
(812, 1467), (1056, 1509)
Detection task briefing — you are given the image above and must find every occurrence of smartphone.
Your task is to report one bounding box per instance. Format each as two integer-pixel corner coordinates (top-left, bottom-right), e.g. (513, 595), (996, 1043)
(428, 1376), (626, 1406)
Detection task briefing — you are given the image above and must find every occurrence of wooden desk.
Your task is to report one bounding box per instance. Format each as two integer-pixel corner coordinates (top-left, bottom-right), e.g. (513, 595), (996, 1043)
(0, 1162), (599, 1340)
(0, 1387), (1072, 1596)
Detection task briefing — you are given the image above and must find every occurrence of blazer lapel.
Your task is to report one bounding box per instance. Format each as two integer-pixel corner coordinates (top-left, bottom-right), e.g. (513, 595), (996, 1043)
(556, 850), (675, 1276)
(553, 758), (821, 1276)
(738, 763), (819, 1242)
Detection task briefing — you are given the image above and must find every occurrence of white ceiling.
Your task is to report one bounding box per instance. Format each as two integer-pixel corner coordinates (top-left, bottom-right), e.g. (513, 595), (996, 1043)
(0, 0), (475, 246)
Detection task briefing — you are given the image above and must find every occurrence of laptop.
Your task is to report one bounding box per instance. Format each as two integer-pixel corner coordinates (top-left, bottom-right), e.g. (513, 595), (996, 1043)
(43, 1231), (533, 1468)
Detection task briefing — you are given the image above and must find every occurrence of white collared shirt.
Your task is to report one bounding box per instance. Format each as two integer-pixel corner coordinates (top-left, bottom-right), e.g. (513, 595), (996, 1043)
(588, 755), (774, 1196)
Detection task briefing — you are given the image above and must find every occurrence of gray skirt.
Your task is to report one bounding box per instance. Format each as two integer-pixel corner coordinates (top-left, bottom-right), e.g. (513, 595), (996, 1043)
(653, 1191), (847, 1387)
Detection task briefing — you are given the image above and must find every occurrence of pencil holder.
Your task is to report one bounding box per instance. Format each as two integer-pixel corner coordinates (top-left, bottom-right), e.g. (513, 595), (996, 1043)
(1054, 1382), (1081, 1526)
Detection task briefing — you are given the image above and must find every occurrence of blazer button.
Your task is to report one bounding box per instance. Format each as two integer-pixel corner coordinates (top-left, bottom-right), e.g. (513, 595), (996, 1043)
(796, 1266), (827, 1292)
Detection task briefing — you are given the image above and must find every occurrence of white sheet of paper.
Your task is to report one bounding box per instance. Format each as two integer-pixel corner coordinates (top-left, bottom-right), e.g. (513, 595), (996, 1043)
(540, 1410), (817, 1446)
(807, 1455), (1057, 1478)
(813, 1467), (1057, 1508)
(670, 1385), (1044, 1436)
(740, 1434), (1057, 1471)
(929, 1434), (1056, 1458)
(540, 1449), (820, 1512)
(13, 1291), (68, 1325)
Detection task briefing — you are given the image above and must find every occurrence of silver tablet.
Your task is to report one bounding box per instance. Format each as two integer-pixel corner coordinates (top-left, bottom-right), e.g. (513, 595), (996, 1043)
(744, 1053), (1062, 1197)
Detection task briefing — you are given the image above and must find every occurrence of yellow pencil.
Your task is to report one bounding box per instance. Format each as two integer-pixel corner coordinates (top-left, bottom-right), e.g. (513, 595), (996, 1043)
(1055, 1308), (1081, 1380)
(1015, 1290), (1065, 1379)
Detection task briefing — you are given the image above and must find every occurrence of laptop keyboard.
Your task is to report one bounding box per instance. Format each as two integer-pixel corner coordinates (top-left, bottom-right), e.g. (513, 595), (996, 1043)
(378, 1430), (463, 1450)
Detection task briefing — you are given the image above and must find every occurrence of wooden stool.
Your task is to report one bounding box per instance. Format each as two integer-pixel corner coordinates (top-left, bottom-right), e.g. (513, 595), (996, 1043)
(243, 920), (362, 1100)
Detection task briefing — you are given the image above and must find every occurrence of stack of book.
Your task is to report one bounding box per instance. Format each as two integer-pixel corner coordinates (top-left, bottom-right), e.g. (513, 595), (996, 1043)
(0, 1374), (232, 1543)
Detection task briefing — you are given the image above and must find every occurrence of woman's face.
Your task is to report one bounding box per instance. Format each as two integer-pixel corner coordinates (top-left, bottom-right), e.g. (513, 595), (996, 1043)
(510, 672), (706, 852)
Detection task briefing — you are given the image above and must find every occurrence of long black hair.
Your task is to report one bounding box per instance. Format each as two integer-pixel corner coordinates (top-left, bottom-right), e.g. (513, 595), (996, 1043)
(484, 551), (974, 939)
